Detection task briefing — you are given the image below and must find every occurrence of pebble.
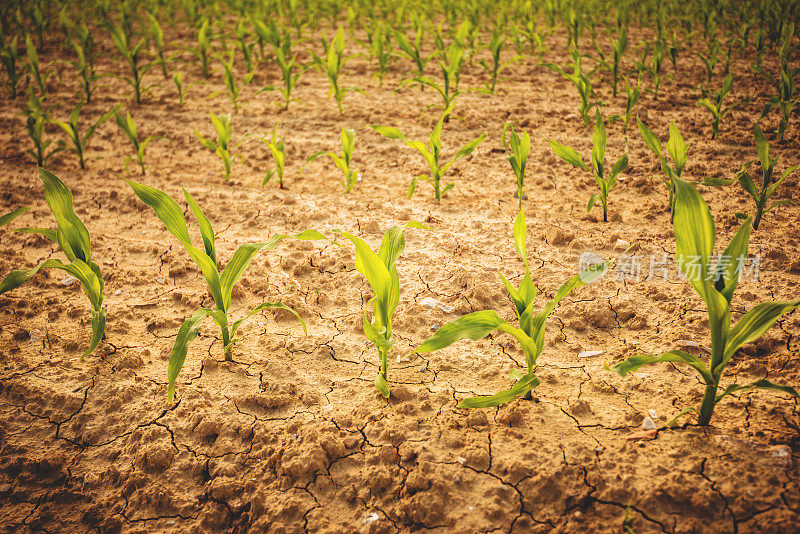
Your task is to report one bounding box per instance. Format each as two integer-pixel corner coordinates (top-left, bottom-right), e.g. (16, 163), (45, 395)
(642, 416), (657, 430)
(648, 409), (659, 419)
(614, 239), (631, 250)
(60, 275), (79, 286)
(29, 330), (43, 343)
(457, 456), (467, 465)
(0, 484), (11, 492)
(431, 323), (440, 331)
(419, 297), (454, 313)
(578, 350), (603, 358)
(678, 339), (699, 348)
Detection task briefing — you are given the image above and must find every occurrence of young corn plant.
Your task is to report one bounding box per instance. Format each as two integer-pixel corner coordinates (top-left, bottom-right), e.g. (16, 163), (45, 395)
(368, 21), (392, 86)
(394, 25), (429, 86)
(371, 103), (486, 200)
(210, 49), (254, 111)
(194, 112), (244, 181)
(304, 128), (359, 193)
(0, 169), (106, 360)
(256, 125), (286, 188)
(696, 40), (720, 96)
(1, 35), (21, 98)
(478, 30), (519, 94)
(68, 40), (103, 104)
(698, 73), (748, 139)
(109, 24), (157, 104)
(610, 76), (640, 130)
(702, 123), (799, 230)
(501, 122), (531, 210)
(637, 117), (688, 220)
(172, 72), (201, 106)
(147, 12), (172, 79)
(413, 210), (609, 407)
(312, 28), (361, 114)
(592, 28), (627, 97)
(257, 34), (308, 109)
(408, 41), (465, 114)
(610, 177), (800, 426)
(548, 110), (628, 222)
(25, 33), (54, 96)
(23, 90), (63, 167)
(194, 19), (213, 78)
(335, 221), (426, 398)
(544, 48), (602, 125)
(234, 18), (256, 73)
(52, 102), (120, 170)
(754, 36), (798, 140)
(127, 180), (325, 402)
(115, 111), (164, 175)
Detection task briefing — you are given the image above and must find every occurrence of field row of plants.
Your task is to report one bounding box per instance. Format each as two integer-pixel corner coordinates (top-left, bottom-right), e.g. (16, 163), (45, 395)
(1, 0), (799, 429)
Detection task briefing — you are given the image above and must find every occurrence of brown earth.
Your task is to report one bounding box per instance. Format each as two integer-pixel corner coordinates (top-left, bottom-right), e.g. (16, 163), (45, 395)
(1, 18), (799, 534)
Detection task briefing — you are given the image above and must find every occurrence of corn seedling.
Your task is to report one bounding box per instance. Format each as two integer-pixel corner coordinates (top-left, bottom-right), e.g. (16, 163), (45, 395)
(478, 30), (519, 94)
(23, 90), (63, 167)
(592, 28), (627, 97)
(698, 73), (749, 139)
(52, 101), (119, 170)
(702, 123), (799, 230)
(754, 35), (798, 140)
(193, 19), (213, 78)
(368, 21), (393, 86)
(610, 177), (800, 426)
(394, 24), (429, 85)
(25, 33), (54, 96)
(696, 40), (720, 96)
(407, 40), (465, 114)
(548, 110), (627, 222)
(502, 122), (531, 210)
(147, 12), (177, 79)
(335, 221), (426, 398)
(544, 48), (602, 125)
(115, 111), (165, 175)
(1, 35), (20, 98)
(414, 210), (609, 407)
(109, 24), (157, 104)
(371, 103), (486, 200)
(255, 124), (286, 188)
(637, 117), (688, 220)
(210, 49), (254, 111)
(172, 71), (201, 106)
(127, 180), (325, 402)
(234, 18), (256, 73)
(304, 128), (359, 192)
(194, 112), (244, 181)
(0, 169), (106, 360)
(611, 76), (640, 130)
(257, 34), (308, 109)
(68, 40), (103, 103)
(312, 28), (361, 114)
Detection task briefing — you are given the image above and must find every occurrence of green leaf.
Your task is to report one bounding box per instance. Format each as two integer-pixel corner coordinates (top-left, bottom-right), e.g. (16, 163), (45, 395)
(167, 308), (213, 403)
(0, 207), (29, 226)
(637, 116), (662, 157)
(716, 379), (799, 402)
(714, 217), (751, 303)
(40, 169), (91, 263)
(81, 307), (107, 360)
(370, 125), (406, 141)
(611, 350), (714, 385)
(127, 179), (192, 244)
(512, 209), (529, 273)
(457, 372), (541, 408)
(183, 189), (216, 264)
(413, 310), (508, 353)
(375, 372), (390, 398)
(591, 110), (606, 176)
(722, 299), (800, 368)
(230, 301), (307, 339)
(548, 139), (587, 170)
(701, 177), (737, 186)
(666, 122), (687, 174)
(15, 228), (57, 242)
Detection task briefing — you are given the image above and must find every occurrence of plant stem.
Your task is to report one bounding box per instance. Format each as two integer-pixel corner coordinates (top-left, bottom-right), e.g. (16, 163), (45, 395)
(698, 382), (718, 425)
